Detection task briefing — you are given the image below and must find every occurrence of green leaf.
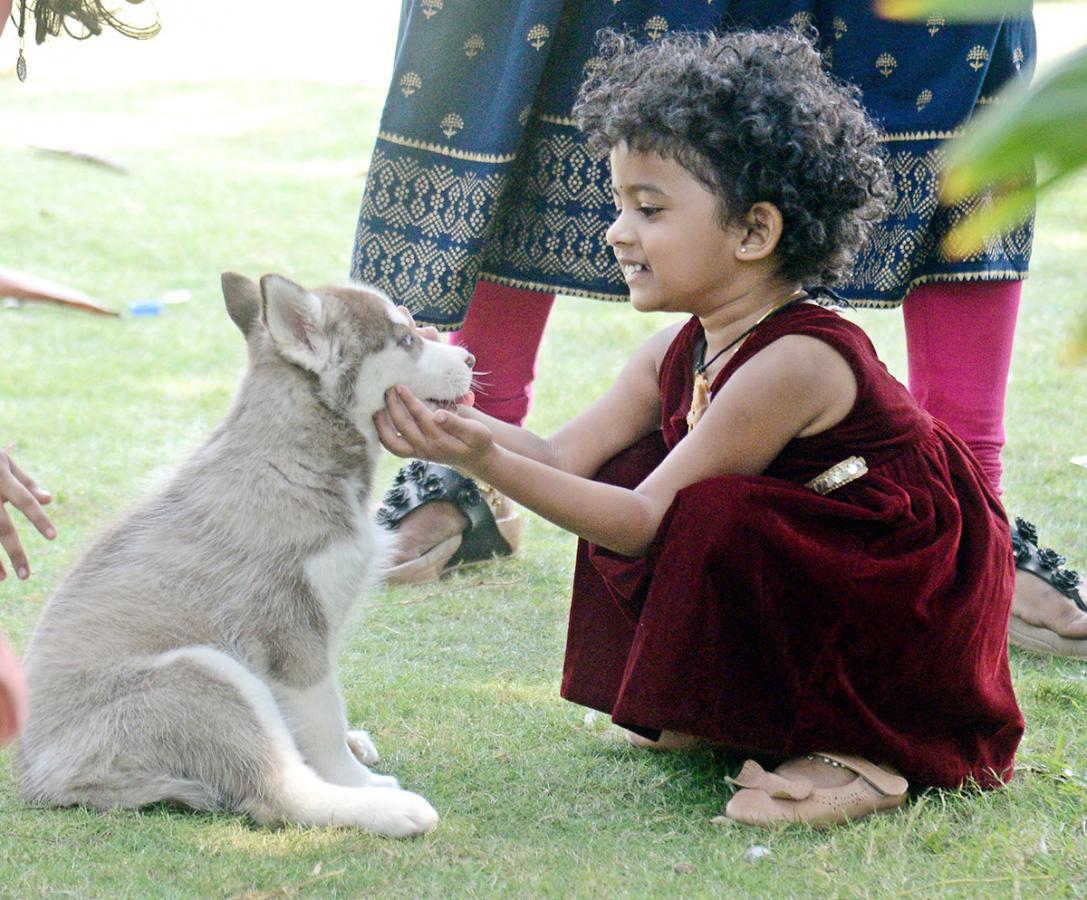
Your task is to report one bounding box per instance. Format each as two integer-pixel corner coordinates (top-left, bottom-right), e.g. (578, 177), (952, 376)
(938, 47), (1087, 258)
(876, 0), (1030, 22)
(942, 48), (1087, 196)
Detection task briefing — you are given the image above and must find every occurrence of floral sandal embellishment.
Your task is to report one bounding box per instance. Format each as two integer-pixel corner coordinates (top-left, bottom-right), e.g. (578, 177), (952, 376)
(1010, 517), (1083, 611)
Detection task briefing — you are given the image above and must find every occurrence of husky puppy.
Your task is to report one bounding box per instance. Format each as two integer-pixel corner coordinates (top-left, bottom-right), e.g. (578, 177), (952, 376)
(14, 273), (473, 837)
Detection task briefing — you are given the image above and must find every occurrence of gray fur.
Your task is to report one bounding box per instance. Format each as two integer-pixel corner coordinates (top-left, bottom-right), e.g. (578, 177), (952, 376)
(14, 274), (473, 837)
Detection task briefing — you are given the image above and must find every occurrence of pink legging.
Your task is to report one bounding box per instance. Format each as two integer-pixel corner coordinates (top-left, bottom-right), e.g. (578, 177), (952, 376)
(454, 278), (1021, 494)
(450, 280), (555, 427)
(903, 280), (1021, 494)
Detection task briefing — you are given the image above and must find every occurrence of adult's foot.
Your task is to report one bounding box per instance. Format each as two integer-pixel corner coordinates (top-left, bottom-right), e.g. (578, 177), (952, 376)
(385, 501), (467, 569)
(378, 462), (521, 585)
(1010, 570), (1087, 657)
(1007, 517), (1087, 658)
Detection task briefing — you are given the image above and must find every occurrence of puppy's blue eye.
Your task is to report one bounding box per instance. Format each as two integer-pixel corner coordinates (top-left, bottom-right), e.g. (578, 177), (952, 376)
(400, 334), (414, 348)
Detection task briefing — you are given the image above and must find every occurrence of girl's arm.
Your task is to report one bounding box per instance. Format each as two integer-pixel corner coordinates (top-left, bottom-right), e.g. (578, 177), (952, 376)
(377, 333), (855, 557)
(449, 323), (681, 476)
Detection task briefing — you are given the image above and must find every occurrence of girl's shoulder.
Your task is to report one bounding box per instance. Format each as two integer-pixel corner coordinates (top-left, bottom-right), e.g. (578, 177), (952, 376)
(738, 303), (878, 373)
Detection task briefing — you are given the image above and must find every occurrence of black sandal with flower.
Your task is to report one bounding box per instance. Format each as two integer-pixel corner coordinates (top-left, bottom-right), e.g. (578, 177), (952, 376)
(1008, 516), (1086, 656)
(376, 461), (521, 584)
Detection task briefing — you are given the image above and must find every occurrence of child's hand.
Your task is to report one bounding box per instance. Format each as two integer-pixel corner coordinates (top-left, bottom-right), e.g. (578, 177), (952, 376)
(375, 386), (496, 474)
(0, 445), (56, 582)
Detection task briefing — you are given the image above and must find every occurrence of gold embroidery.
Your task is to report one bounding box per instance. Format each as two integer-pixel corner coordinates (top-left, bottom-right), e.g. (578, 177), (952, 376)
(354, 146), (510, 320)
(440, 113), (465, 139)
(399, 72), (422, 97)
(840, 143), (1033, 303)
(421, 0), (442, 20)
(645, 16), (668, 40)
(876, 53), (897, 77)
(483, 128), (621, 290)
(477, 271), (624, 306)
(882, 129), (963, 142)
(584, 55), (607, 78)
(915, 90), (933, 111)
(518, 106), (532, 127)
(833, 17), (847, 40)
(464, 34), (485, 59)
(535, 111), (577, 127)
(926, 15), (944, 37)
(967, 45), (990, 72)
(527, 23), (550, 50)
(789, 11), (814, 32)
(376, 129), (516, 164)
(358, 123), (1032, 323)
(841, 271), (1031, 310)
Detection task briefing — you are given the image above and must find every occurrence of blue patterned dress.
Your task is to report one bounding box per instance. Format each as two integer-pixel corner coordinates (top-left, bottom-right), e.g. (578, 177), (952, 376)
(352, 1), (1035, 328)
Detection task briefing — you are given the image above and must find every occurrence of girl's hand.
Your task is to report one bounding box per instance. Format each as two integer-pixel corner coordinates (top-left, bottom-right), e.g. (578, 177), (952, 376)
(375, 386), (496, 474)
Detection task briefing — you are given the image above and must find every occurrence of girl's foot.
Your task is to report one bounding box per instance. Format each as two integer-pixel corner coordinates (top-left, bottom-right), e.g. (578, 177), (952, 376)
(625, 729), (707, 751)
(724, 753), (908, 827)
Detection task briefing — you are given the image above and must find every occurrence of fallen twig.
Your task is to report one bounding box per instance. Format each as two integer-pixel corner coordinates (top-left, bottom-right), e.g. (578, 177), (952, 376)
(30, 144), (129, 174)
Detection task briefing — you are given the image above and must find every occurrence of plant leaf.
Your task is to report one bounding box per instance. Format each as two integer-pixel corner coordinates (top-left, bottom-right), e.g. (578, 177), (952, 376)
(937, 47), (1087, 258)
(876, 0), (1030, 22)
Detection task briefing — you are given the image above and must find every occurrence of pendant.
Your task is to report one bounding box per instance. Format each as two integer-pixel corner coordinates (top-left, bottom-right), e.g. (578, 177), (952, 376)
(686, 372), (710, 431)
(17, 49), (27, 83)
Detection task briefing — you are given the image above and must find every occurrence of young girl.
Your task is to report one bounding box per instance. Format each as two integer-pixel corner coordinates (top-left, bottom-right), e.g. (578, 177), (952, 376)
(375, 29), (1023, 826)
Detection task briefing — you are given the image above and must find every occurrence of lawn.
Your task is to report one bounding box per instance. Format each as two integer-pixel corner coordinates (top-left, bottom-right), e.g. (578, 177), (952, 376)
(2, 43), (1087, 900)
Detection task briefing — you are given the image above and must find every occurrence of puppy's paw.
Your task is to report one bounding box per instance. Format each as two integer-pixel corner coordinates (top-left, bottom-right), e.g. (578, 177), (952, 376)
(347, 729), (380, 765)
(369, 789), (439, 838)
(364, 771), (400, 790)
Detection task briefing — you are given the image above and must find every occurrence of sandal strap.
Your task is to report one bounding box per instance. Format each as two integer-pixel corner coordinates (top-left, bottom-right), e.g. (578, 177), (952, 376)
(377, 461), (512, 566)
(729, 759), (812, 800)
(810, 752), (909, 797)
(1011, 518), (1084, 612)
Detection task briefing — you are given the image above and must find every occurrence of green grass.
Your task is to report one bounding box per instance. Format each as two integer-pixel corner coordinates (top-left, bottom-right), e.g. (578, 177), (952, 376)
(2, 72), (1087, 898)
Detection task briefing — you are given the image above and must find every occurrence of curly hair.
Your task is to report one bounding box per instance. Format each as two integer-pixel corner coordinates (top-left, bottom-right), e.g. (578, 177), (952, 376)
(574, 29), (892, 285)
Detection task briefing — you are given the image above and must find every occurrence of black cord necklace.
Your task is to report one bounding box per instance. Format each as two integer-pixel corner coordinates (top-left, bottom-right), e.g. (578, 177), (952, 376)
(686, 288), (809, 431)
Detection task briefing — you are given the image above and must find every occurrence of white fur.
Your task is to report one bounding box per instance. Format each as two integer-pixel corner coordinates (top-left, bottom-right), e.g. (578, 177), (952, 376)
(14, 274), (465, 838)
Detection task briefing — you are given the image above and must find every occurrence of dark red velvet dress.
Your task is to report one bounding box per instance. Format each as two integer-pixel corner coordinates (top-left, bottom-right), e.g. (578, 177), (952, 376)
(561, 304), (1023, 789)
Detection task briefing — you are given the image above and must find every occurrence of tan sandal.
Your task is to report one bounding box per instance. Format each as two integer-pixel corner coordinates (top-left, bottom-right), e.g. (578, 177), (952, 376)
(724, 752), (908, 827)
(378, 462), (521, 585)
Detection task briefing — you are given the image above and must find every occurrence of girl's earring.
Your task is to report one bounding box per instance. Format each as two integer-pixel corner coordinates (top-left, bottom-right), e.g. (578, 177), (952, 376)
(739, 246), (748, 254)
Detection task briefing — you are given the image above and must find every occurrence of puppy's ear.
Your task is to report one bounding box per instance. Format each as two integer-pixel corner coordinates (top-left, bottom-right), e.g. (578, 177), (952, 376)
(221, 272), (262, 337)
(260, 274), (330, 371)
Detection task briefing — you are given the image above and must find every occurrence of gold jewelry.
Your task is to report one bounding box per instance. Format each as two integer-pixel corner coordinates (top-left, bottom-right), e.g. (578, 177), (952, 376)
(805, 456), (868, 495)
(686, 288), (808, 431)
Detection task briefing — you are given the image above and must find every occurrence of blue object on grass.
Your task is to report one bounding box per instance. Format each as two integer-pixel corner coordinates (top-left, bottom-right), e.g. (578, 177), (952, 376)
(128, 300), (164, 316)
